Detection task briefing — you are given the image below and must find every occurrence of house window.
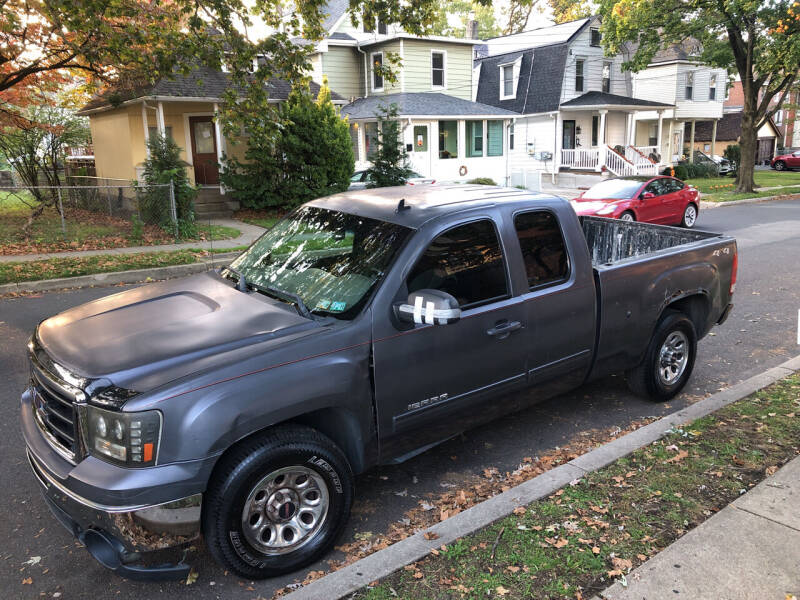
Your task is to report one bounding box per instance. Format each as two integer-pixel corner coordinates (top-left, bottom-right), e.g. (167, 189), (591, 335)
(413, 125), (428, 152)
(501, 64), (514, 98)
(704, 143), (710, 152)
(685, 72), (694, 100)
(648, 123), (658, 146)
(364, 122), (378, 158)
(438, 120), (458, 159)
(709, 74), (717, 100)
(371, 52), (384, 91)
(432, 52), (445, 88)
(509, 122), (515, 150)
(377, 21), (387, 34)
(774, 110), (783, 126)
(575, 59), (585, 92)
(349, 124), (359, 161)
(148, 126), (173, 141)
(363, 12), (373, 32)
(602, 62), (611, 93)
(466, 120), (483, 157)
(591, 116), (599, 146)
(590, 28), (601, 47)
(487, 121), (503, 157)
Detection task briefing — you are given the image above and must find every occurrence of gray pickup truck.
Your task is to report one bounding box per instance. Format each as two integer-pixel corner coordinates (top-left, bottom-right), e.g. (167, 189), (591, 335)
(21, 185), (736, 581)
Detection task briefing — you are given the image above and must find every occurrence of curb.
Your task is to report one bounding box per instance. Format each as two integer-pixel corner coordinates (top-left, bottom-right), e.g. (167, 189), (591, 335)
(700, 190), (800, 209)
(0, 252), (240, 295)
(284, 355), (800, 600)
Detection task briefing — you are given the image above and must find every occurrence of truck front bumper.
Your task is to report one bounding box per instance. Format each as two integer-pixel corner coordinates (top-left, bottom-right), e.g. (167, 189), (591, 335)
(21, 387), (213, 580)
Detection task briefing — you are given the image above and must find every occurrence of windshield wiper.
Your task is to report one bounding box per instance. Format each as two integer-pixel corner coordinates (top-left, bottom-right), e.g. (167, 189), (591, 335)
(250, 282), (313, 320)
(223, 266), (249, 292)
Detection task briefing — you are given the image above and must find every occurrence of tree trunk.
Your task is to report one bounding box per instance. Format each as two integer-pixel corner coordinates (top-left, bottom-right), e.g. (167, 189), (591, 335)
(736, 112), (757, 193)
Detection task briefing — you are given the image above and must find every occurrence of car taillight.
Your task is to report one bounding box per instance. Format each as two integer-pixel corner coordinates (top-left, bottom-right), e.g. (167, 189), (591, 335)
(730, 247), (738, 295)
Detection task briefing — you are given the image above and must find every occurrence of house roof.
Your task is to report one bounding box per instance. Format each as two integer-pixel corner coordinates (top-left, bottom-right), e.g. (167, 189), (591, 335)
(340, 92), (518, 120)
(682, 111), (781, 143)
(78, 66), (344, 114)
(483, 17), (592, 56)
(649, 39), (703, 64)
(560, 91), (673, 109)
(475, 44), (570, 114)
(321, 0), (349, 33)
(358, 33), (483, 48)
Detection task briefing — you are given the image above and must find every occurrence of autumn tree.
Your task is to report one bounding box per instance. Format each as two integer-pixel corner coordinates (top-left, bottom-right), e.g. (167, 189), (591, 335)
(598, 0), (800, 192)
(430, 1), (501, 39)
(548, 0), (592, 24)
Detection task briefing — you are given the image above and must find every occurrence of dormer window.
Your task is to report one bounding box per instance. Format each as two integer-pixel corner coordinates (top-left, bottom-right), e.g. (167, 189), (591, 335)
(377, 21), (387, 34)
(503, 66), (513, 96)
(590, 28), (601, 47)
(575, 59), (585, 92)
(431, 51), (446, 88)
(602, 62), (611, 93)
(499, 57), (521, 100)
(371, 52), (384, 91)
(709, 73), (717, 100)
(685, 71), (694, 100)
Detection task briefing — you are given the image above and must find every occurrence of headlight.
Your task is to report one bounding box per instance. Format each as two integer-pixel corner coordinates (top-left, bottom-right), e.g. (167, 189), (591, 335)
(87, 406), (161, 467)
(596, 205), (616, 215)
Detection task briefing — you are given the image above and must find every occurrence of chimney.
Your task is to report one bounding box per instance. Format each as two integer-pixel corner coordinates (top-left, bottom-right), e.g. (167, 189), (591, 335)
(466, 12), (479, 39)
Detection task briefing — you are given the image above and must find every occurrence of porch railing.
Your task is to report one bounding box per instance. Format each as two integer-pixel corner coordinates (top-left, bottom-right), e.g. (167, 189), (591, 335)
(603, 146), (636, 177)
(560, 148), (600, 170)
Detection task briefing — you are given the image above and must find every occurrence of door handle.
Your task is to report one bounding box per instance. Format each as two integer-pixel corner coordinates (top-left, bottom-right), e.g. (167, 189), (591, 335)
(486, 320), (522, 339)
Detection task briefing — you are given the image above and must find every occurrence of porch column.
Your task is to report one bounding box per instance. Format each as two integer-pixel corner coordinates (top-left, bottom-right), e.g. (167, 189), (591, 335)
(599, 110), (607, 146)
(156, 101), (166, 136)
(626, 113), (634, 146)
(457, 120), (466, 163)
(552, 112), (562, 180)
(141, 101), (150, 158)
(689, 119), (696, 162)
(657, 110), (664, 156)
(711, 119), (718, 158)
(667, 120), (674, 164)
(213, 102), (225, 195)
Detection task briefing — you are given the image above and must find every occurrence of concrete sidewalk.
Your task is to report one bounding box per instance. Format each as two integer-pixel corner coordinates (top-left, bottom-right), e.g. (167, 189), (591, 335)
(0, 218), (265, 263)
(599, 456), (800, 600)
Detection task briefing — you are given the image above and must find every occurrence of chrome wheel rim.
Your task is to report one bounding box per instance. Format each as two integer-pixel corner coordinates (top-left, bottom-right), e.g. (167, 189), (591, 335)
(241, 466), (329, 555)
(684, 205), (697, 227)
(620, 212), (634, 222)
(658, 331), (689, 385)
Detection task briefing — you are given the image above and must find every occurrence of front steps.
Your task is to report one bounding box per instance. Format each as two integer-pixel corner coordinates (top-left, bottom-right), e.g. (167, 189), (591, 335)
(195, 187), (239, 220)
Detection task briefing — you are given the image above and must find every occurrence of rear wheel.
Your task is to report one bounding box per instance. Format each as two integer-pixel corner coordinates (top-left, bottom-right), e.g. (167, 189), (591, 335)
(619, 211), (635, 222)
(681, 203), (698, 228)
(774, 160), (786, 171)
(626, 310), (697, 402)
(202, 425), (353, 579)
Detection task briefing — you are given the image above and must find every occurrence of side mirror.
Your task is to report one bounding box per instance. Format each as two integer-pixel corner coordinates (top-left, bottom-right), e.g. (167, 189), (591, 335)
(396, 289), (461, 325)
(641, 191), (655, 200)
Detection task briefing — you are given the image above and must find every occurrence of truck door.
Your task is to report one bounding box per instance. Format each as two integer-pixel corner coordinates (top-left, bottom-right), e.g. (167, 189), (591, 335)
(512, 209), (596, 396)
(372, 218), (528, 460)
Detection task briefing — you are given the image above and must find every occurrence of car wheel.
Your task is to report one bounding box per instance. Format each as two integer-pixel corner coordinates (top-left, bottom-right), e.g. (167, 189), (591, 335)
(626, 310), (697, 402)
(619, 211), (635, 222)
(681, 203), (698, 228)
(774, 161), (786, 171)
(203, 425), (353, 579)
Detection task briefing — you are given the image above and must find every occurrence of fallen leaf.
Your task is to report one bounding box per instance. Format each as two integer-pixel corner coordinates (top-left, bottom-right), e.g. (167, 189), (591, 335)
(424, 532), (440, 541)
(766, 465), (778, 476)
(592, 547), (601, 554)
(506, 566), (520, 573)
(413, 571), (423, 579)
(496, 585), (510, 596)
(513, 506), (526, 515)
(637, 554), (648, 561)
(590, 504), (609, 514)
(21, 578), (32, 585)
(611, 557), (633, 571)
(185, 569), (199, 585)
(665, 450), (689, 464)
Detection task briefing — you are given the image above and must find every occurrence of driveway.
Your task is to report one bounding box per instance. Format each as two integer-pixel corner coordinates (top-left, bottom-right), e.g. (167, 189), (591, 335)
(1, 198), (798, 599)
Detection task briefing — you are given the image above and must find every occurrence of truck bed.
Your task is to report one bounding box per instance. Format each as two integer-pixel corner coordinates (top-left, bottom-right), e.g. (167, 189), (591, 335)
(580, 216), (721, 267)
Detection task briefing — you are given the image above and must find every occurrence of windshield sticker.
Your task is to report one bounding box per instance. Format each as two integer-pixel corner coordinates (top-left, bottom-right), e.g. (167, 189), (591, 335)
(315, 299), (332, 311)
(330, 301), (347, 312)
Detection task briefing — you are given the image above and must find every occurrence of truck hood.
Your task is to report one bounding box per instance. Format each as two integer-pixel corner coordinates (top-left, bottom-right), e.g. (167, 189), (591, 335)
(36, 271), (321, 390)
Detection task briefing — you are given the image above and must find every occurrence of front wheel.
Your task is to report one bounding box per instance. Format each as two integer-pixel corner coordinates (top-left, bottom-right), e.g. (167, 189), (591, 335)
(619, 211), (635, 222)
(774, 161), (786, 171)
(681, 203), (698, 228)
(626, 310), (697, 402)
(202, 425), (354, 579)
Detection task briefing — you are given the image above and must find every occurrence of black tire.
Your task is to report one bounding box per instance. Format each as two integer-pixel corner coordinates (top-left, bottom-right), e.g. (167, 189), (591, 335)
(619, 210), (635, 222)
(774, 160), (786, 171)
(202, 425), (353, 579)
(626, 310), (697, 402)
(681, 203), (698, 228)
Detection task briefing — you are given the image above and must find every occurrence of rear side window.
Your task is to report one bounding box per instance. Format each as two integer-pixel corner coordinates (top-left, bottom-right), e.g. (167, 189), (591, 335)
(514, 211), (569, 289)
(407, 220), (508, 308)
(645, 179), (667, 196)
(666, 178), (685, 192)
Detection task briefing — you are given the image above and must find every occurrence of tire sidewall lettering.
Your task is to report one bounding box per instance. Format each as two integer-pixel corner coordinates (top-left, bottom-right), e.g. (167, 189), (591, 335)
(307, 455), (343, 493)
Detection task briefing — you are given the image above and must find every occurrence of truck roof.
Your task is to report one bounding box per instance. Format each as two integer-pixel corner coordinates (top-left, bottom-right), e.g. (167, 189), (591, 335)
(306, 185), (564, 229)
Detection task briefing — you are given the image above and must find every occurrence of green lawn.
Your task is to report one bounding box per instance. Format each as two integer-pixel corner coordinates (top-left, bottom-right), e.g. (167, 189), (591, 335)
(700, 186), (800, 203)
(354, 375), (800, 600)
(234, 208), (285, 230)
(686, 170), (800, 195)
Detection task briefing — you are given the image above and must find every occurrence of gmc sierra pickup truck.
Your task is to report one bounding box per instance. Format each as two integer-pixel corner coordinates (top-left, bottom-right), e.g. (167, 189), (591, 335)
(21, 185), (737, 580)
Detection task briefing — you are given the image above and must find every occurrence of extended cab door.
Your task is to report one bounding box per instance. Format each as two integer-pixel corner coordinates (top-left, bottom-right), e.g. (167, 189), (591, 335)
(372, 217), (528, 460)
(510, 208), (596, 396)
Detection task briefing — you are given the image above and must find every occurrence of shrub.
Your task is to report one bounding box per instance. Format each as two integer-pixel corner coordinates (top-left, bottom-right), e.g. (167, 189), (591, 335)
(467, 177), (497, 185)
(365, 103), (414, 188)
(673, 165), (689, 180)
(723, 144), (740, 175)
(221, 81), (354, 209)
(138, 134), (197, 237)
(661, 166), (674, 176)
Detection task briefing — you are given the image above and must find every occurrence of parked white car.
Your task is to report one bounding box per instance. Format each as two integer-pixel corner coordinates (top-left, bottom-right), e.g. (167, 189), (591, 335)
(348, 170), (436, 190)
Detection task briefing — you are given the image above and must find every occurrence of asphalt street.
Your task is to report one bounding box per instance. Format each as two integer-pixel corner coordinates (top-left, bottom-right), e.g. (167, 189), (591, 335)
(1, 198), (799, 599)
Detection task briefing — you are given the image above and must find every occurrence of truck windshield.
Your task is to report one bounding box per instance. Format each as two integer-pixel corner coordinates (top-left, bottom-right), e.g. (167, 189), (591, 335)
(229, 206), (411, 319)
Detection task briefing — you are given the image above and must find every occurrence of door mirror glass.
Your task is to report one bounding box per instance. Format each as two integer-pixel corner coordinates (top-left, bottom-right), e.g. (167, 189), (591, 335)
(396, 289), (461, 325)
(641, 191), (656, 200)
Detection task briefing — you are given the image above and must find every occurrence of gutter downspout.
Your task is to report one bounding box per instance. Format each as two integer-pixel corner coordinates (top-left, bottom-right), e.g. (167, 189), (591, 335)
(551, 111), (559, 184)
(357, 45), (369, 98)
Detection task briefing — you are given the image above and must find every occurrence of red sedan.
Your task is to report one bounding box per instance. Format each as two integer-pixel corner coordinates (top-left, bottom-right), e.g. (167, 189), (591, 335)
(571, 176), (700, 228)
(771, 150), (800, 171)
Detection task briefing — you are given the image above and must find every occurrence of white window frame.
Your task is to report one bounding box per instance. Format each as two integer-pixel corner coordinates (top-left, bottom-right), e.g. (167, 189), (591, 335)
(685, 71), (694, 100)
(590, 28), (601, 47)
(709, 73), (717, 101)
(602, 61), (612, 93)
(499, 57), (521, 100)
(575, 58), (585, 92)
(371, 51), (384, 92)
(431, 49), (447, 90)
